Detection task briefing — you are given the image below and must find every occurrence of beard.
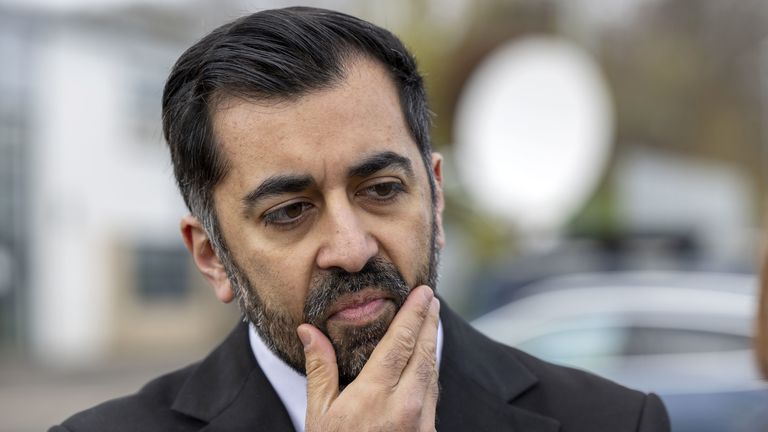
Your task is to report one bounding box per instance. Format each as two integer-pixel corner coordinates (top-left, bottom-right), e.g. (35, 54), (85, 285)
(218, 219), (440, 386)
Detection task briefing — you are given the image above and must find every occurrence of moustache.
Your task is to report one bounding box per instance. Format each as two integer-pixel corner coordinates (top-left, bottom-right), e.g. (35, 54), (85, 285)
(303, 257), (410, 329)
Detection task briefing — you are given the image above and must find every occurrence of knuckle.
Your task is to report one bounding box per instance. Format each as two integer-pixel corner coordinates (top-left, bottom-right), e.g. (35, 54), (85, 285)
(415, 298), (431, 320)
(400, 396), (424, 421)
(428, 371), (440, 401)
(394, 324), (419, 351)
(380, 324), (419, 371)
(305, 354), (324, 376)
(415, 357), (435, 385)
(417, 342), (437, 362)
(430, 380), (440, 401)
(382, 346), (410, 372)
(305, 355), (335, 385)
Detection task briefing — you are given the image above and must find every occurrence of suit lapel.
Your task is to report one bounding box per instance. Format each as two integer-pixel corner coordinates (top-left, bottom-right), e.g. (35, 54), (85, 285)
(170, 321), (296, 432)
(437, 305), (561, 432)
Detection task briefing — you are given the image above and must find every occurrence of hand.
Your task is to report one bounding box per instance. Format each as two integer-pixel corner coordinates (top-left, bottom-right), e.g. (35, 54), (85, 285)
(297, 285), (440, 432)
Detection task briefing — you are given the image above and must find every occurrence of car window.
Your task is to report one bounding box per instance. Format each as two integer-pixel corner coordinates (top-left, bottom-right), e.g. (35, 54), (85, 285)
(624, 327), (751, 355)
(516, 326), (752, 360)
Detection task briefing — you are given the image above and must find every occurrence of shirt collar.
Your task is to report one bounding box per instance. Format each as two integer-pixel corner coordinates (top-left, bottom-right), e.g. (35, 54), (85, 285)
(249, 319), (444, 432)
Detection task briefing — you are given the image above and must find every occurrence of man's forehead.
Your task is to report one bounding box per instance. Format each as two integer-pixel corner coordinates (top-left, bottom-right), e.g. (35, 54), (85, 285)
(209, 59), (416, 182)
(210, 56), (393, 126)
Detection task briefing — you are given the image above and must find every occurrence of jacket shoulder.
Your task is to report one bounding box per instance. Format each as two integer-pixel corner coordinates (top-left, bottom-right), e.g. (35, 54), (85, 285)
(51, 363), (205, 432)
(440, 305), (671, 431)
(508, 347), (670, 431)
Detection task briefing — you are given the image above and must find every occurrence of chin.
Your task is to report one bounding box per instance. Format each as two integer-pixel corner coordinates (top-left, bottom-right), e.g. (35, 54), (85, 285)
(327, 307), (396, 385)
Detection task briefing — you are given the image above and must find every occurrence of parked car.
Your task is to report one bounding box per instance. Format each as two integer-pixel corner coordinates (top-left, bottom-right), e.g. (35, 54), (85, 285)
(471, 271), (768, 432)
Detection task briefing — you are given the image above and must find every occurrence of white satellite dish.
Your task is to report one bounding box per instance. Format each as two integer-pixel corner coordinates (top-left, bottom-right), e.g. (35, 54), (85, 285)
(454, 36), (613, 241)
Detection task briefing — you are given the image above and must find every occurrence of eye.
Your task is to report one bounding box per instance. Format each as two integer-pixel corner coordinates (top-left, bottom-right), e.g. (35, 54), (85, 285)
(263, 201), (313, 227)
(359, 181), (404, 201)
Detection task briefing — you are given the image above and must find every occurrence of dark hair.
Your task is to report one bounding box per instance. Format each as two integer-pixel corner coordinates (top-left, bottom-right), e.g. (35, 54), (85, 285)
(162, 6), (433, 245)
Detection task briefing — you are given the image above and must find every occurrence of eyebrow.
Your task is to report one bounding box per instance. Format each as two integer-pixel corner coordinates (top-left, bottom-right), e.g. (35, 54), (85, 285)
(348, 151), (414, 179)
(241, 151), (415, 215)
(241, 174), (313, 214)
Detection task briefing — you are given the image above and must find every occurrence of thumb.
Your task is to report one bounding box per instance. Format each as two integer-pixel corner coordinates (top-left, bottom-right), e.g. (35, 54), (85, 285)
(298, 324), (339, 422)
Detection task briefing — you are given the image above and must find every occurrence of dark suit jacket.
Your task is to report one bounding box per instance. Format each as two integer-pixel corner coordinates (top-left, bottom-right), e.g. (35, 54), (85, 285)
(50, 305), (670, 431)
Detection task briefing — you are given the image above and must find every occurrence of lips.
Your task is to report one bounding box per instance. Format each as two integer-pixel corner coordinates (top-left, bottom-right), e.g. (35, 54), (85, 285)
(325, 289), (391, 322)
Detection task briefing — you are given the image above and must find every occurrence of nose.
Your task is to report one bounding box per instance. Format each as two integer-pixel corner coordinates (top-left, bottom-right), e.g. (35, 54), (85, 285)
(315, 199), (378, 273)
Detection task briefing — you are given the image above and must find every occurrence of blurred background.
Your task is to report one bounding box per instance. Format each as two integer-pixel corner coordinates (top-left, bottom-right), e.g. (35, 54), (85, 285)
(0, 0), (766, 430)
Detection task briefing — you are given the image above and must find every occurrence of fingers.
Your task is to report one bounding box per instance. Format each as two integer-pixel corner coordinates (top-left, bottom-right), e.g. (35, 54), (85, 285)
(301, 288), (440, 432)
(361, 285), (434, 386)
(419, 368), (439, 432)
(399, 297), (439, 394)
(399, 297), (439, 430)
(299, 324), (340, 424)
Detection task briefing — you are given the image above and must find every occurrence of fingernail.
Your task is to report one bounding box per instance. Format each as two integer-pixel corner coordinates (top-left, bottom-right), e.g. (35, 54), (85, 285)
(421, 285), (434, 301)
(297, 327), (312, 348)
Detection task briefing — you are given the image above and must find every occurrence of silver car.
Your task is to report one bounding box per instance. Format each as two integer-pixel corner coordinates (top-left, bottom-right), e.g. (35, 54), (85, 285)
(471, 271), (768, 431)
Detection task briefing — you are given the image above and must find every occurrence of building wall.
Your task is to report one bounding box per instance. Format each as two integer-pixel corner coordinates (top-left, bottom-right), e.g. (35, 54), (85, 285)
(0, 10), (238, 367)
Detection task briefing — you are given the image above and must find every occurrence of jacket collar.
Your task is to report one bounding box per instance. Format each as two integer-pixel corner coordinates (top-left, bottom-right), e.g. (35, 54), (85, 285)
(436, 305), (561, 431)
(171, 320), (295, 431)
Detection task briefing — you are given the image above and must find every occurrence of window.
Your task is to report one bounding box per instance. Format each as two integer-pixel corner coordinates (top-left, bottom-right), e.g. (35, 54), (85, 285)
(134, 244), (190, 301)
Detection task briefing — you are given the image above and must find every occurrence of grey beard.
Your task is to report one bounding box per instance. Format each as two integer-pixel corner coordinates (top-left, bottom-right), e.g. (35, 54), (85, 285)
(219, 221), (440, 385)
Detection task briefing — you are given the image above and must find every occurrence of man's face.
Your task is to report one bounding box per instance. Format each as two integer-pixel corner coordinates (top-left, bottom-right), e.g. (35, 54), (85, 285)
(208, 58), (444, 383)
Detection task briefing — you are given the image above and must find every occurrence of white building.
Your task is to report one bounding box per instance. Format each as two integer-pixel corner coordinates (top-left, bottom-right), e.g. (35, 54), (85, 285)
(0, 5), (237, 367)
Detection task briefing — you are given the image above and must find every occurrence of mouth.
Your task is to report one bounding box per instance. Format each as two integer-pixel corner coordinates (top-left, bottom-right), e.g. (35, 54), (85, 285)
(325, 289), (394, 325)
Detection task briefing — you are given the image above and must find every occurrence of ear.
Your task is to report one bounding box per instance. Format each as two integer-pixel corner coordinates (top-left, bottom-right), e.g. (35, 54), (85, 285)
(180, 214), (235, 303)
(431, 152), (446, 249)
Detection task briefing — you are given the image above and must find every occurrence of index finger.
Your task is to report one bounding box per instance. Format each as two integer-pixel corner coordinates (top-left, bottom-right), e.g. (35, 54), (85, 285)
(358, 285), (434, 386)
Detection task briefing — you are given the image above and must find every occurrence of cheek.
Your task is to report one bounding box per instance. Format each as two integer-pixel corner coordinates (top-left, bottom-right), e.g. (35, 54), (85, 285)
(214, 190), (314, 319)
(377, 208), (433, 281)
(231, 242), (313, 319)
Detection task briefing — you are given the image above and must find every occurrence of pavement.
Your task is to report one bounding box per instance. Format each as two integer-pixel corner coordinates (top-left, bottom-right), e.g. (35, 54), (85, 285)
(0, 356), (196, 432)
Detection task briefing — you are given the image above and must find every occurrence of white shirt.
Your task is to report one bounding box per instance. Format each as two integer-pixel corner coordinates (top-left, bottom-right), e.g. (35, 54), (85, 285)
(249, 319), (445, 432)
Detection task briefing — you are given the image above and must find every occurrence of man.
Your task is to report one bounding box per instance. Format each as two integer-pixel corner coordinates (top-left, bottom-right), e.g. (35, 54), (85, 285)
(51, 7), (670, 431)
